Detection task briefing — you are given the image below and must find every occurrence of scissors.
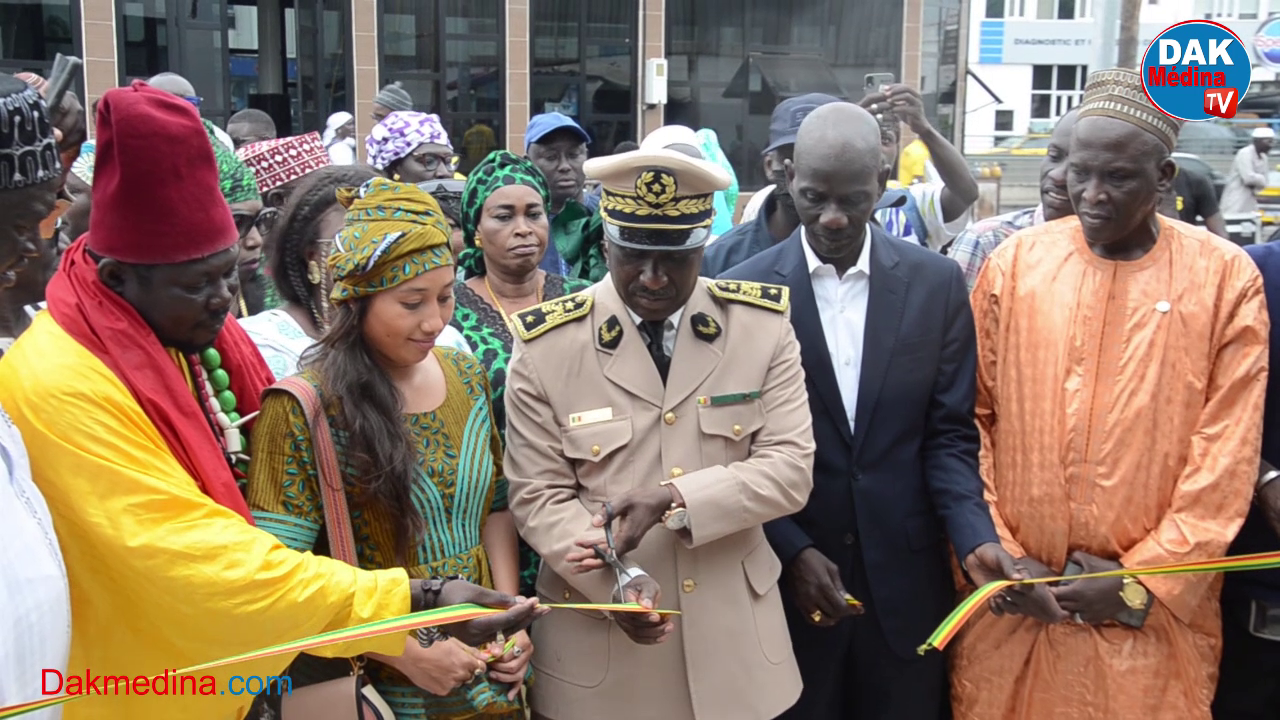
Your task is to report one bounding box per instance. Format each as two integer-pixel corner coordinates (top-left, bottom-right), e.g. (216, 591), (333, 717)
(592, 501), (630, 602)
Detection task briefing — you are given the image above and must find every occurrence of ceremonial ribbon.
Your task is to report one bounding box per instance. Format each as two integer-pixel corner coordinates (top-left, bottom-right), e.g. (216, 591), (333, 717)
(917, 549), (1280, 655)
(0, 602), (678, 719)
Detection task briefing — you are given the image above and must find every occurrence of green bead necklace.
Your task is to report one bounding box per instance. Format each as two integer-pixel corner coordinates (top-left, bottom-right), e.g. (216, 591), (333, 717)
(190, 347), (250, 477)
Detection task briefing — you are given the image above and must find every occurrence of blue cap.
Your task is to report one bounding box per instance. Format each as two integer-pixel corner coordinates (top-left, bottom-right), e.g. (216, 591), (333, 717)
(763, 93), (843, 155)
(524, 112), (591, 150)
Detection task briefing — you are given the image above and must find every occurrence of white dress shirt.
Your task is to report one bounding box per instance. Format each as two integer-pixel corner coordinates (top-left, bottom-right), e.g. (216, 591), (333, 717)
(801, 226), (872, 433)
(625, 306), (684, 357)
(0, 405), (70, 719)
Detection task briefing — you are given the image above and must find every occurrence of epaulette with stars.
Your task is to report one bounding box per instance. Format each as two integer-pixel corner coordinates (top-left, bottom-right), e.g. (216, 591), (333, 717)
(512, 293), (594, 341)
(707, 280), (789, 313)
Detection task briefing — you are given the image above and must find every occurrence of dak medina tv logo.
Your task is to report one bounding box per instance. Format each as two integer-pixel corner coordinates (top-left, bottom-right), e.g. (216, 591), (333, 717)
(1142, 20), (1251, 120)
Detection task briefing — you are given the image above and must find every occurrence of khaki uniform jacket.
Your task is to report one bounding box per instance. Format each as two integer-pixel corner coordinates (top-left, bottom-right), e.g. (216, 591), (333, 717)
(504, 277), (815, 720)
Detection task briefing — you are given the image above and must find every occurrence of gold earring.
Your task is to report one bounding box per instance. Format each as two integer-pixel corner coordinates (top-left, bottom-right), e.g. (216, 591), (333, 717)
(474, 234), (483, 248)
(306, 260), (322, 285)
(392, 172), (401, 181)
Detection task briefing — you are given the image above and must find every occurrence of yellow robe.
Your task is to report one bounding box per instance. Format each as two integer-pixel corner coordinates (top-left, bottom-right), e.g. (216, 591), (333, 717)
(953, 217), (1269, 719)
(0, 312), (410, 719)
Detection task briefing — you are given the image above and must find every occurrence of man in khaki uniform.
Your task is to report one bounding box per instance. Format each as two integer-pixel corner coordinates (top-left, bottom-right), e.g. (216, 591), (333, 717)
(505, 148), (816, 720)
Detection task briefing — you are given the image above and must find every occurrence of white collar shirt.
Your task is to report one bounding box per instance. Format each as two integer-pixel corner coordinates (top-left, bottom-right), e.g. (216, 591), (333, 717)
(625, 306), (685, 358)
(801, 226), (872, 432)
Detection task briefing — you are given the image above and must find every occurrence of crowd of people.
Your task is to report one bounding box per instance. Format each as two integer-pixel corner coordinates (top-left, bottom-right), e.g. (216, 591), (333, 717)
(1, 62), (1279, 720)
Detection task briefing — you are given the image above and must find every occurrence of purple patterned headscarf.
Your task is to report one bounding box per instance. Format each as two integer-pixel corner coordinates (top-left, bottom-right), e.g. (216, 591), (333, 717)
(365, 111), (451, 171)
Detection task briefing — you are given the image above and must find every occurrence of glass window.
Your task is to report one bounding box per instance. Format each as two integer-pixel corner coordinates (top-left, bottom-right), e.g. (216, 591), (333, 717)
(1032, 65), (1053, 90)
(531, 0), (636, 157)
(1031, 94), (1052, 120)
(121, 0), (169, 80)
(985, 0), (1005, 18)
(1056, 65), (1078, 90)
(119, 1), (230, 126)
(994, 109), (1014, 132)
(1030, 64), (1084, 120)
(667, 0), (901, 190)
(380, 0), (503, 171)
(0, 0), (76, 69)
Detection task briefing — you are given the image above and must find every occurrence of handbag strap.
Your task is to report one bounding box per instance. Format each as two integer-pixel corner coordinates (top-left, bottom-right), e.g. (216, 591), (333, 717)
(269, 376), (359, 566)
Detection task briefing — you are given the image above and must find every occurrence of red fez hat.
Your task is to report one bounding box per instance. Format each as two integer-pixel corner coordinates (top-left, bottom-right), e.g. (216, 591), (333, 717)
(87, 81), (238, 264)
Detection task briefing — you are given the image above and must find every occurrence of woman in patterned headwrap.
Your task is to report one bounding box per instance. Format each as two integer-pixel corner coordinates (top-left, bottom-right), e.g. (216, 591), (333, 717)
(366, 111), (462, 184)
(450, 150), (590, 597)
(242, 166), (473, 380)
(206, 120), (278, 317)
(246, 177), (531, 720)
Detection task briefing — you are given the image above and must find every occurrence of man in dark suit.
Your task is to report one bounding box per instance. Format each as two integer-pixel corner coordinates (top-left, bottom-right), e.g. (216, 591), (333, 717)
(1214, 240), (1280, 719)
(721, 102), (1017, 719)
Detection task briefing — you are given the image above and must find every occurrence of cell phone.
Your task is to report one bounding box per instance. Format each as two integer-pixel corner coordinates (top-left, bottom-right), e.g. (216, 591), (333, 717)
(864, 73), (895, 92)
(44, 54), (83, 113)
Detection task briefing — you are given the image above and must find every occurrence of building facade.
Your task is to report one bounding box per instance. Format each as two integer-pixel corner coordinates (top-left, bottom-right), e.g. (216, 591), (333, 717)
(966, 0), (1280, 152)
(4, 0), (964, 190)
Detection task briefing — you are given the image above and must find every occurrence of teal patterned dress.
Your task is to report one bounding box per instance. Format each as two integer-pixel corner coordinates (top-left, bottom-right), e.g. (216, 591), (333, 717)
(450, 274), (590, 597)
(246, 347), (524, 719)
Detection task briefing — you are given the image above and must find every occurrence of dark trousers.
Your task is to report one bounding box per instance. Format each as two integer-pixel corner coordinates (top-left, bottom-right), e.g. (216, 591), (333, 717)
(1213, 596), (1280, 719)
(775, 549), (949, 720)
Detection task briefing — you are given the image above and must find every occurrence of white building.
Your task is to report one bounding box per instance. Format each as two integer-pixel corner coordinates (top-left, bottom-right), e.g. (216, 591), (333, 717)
(965, 0), (1280, 152)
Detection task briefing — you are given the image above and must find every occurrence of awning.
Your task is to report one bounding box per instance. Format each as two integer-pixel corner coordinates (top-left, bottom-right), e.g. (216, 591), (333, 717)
(722, 53), (846, 100)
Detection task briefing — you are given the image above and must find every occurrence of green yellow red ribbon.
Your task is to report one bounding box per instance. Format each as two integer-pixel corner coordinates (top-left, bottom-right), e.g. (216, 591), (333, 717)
(0, 601), (677, 719)
(917, 549), (1280, 655)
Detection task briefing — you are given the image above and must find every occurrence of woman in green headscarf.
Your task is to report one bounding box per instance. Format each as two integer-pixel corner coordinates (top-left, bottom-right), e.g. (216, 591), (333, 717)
(246, 177), (532, 719)
(450, 150), (590, 597)
(207, 119), (279, 317)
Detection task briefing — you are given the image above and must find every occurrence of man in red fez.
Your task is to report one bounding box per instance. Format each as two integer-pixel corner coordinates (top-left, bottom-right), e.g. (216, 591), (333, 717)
(0, 81), (541, 720)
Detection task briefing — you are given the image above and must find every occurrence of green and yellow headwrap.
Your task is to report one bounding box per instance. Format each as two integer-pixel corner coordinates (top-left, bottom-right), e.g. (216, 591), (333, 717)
(457, 150), (550, 278)
(204, 119), (259, 204)
(329, 177), (454, 303)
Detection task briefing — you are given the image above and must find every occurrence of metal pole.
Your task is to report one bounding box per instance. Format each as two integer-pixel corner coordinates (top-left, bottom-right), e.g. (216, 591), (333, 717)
(1093, 0), (1121, 73)
(1117, 0), (1144, 69)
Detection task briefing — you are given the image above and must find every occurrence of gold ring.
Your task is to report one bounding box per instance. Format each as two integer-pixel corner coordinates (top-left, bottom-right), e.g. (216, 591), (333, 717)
(811, 610), (823, 623)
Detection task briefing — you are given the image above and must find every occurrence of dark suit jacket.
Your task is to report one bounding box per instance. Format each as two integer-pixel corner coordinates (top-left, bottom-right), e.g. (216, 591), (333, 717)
(1226, 242), (1280, 603)
(721, 224), (998, 659)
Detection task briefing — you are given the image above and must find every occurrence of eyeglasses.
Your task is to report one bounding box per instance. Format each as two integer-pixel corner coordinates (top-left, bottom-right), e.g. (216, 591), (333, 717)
(410, 151), (460, 174)
(231, 207), (280, 240)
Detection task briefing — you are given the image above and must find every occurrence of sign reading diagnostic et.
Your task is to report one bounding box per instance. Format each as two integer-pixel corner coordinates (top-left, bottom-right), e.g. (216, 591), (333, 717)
(1142, 20), (1251, 120)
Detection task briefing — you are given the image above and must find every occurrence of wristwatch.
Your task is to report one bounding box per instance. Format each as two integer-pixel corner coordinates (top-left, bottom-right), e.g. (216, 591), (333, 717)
(662, 503), (689, 531)
(1120, 575), (1150, 610)
(659, 479), (689, 531)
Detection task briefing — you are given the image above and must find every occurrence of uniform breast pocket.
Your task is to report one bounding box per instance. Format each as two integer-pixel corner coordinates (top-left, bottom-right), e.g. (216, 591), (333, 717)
(560, 416), (633, 497)
(698, 400), (766, 467)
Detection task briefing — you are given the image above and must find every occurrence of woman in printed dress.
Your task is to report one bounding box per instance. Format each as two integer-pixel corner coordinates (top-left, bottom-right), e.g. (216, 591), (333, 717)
(246, 178), (531, 719)
(448, 150), (590, 597)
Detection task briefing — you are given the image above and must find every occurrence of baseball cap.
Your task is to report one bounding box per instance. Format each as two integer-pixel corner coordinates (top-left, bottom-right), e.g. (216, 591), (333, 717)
(524, 112), (591, 150)
(763, 93), (843, 155)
